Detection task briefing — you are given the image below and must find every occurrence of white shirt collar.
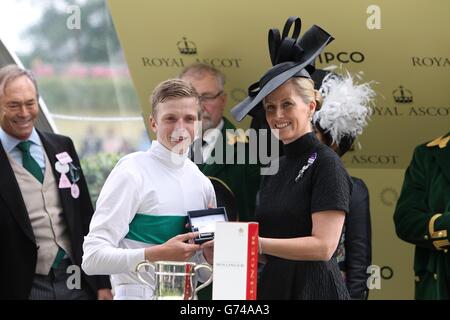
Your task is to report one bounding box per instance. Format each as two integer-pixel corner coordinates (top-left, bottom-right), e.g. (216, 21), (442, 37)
(149, 140), (188, 169)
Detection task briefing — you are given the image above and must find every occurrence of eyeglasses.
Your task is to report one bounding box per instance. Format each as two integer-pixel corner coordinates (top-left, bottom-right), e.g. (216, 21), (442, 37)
(199, 90), (223, 103)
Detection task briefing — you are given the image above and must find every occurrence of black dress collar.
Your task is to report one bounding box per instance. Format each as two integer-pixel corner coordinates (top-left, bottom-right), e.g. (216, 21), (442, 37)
(283, 132), (319, 159)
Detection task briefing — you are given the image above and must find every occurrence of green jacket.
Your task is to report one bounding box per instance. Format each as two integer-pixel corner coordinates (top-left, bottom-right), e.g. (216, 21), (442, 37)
(394, 131), (450, 299)
(199, 117), (261, 222)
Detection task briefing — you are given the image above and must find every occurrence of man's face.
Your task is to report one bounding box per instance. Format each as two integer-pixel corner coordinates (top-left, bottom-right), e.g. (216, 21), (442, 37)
(0, 75), (39, 140)
(150, 97), (199, 154)
(180, 72), (226, 132)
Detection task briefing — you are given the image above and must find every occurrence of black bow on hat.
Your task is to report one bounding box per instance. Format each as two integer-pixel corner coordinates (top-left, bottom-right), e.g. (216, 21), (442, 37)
(231, 16), (334, 121)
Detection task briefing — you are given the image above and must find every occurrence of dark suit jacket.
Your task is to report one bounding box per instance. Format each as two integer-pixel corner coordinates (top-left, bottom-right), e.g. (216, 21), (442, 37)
(199, 117), (261, 222)
(394, 132), (450, 299)
(0, 130), (110, 299)
(342, 177), (372, 299)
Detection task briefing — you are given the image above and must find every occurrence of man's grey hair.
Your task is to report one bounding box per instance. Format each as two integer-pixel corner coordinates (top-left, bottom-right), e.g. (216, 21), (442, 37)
(0, 64), (39, 98)
(178, 62), (225, 90)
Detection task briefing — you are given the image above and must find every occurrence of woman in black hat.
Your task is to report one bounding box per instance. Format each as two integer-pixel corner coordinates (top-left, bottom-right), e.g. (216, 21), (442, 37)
(232, 17), (351, 299)
(313, 69), (375, 299)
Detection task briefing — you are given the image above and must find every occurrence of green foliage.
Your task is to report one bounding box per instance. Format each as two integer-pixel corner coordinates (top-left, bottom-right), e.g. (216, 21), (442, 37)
(38, 77), (141, 113)
(81, 152), (123, 207)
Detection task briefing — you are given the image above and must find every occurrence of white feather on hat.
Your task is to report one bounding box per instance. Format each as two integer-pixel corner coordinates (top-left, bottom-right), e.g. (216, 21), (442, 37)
(313, 70), (376, 146)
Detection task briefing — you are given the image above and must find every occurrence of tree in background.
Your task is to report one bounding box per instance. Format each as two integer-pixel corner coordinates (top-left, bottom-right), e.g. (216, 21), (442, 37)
(20, 0), (122, 65)
(9, 0), (145, 206)
(81, 152), (123, 207)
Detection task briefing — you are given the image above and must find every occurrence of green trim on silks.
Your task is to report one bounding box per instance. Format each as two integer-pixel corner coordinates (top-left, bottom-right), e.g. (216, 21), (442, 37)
(125, 213), (187, 244)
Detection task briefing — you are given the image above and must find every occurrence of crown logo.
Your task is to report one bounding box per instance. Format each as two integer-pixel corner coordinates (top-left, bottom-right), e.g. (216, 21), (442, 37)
(393, 86), (413, 103)
(177, 37), (197, 55)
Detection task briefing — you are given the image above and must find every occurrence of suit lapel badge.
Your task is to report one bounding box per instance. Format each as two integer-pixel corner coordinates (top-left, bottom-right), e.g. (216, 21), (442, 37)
(226, 129), (248, 145)
(55, 152), (80, 199)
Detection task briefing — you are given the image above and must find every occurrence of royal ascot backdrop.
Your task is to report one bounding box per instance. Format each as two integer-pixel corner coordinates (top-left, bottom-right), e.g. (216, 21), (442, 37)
(107, 0), (450, 299)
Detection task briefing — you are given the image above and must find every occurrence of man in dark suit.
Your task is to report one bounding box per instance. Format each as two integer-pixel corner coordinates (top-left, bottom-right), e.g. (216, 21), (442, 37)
(394, 131), (450, 299)
(0, 64), (111, 299)
(179, 63), (261, 222)
(179, 63), (261, 300)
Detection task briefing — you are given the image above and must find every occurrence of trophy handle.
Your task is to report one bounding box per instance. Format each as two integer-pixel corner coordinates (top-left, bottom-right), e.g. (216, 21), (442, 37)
(193, 264), (213, 294)
(135, 260), (156, 287)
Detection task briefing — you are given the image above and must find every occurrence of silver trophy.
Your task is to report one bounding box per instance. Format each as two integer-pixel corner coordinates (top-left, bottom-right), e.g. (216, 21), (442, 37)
(135, 261), (213, 300)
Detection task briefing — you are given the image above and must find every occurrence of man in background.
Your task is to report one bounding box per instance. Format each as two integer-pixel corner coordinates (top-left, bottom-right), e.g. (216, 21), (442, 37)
(394, 131), (450, 299)
(179, 63), (260, 222)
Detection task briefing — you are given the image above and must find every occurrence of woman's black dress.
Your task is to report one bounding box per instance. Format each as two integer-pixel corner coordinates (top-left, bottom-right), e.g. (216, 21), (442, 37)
(256, 132), (352, 300)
